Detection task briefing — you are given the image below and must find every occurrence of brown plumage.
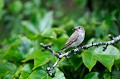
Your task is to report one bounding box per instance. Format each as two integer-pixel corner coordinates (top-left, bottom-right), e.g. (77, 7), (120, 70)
(61, 26), (85, 52)
(62, 31), (79, 51)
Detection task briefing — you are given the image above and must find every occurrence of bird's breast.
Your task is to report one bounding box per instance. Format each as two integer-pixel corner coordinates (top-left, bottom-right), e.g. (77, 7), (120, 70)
(71, 33), (85, 47)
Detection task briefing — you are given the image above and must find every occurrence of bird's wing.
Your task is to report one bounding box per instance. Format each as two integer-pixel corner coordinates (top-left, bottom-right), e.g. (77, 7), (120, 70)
(62, 31), (79, 50)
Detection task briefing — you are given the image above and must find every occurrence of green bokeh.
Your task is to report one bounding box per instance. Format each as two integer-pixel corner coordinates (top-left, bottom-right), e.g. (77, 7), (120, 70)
(0, 0), (120, 79)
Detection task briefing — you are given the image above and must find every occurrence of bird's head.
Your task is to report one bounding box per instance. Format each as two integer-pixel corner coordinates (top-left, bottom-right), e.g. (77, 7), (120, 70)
(73, 26), (84, 31)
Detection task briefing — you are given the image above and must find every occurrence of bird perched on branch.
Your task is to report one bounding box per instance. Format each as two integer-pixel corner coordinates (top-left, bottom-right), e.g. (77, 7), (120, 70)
(61, 26), (85, 52)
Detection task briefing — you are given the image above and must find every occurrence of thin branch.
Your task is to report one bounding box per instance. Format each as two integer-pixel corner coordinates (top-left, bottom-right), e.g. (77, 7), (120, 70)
(59, 35), (120, 58)
(40, 43), (59, 58)
(40, 35), (120, 77)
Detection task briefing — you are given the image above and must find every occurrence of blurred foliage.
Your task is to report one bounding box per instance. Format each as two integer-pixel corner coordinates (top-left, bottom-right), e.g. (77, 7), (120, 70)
(0, 0), (120, 79)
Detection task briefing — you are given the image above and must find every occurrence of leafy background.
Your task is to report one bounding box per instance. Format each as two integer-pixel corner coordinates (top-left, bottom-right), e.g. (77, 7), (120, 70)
(0, 0), (120, 79)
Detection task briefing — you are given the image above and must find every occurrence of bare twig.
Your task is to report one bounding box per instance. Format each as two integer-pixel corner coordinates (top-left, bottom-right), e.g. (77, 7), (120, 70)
(40, 43), (59, 58)
(40, 35), (120, 77)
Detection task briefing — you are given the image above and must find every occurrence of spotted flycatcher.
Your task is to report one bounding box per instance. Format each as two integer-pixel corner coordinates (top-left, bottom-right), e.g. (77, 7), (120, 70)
(61, 26), (85, 51)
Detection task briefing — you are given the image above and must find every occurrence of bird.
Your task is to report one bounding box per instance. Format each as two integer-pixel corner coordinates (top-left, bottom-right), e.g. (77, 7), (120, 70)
(61, 26), (85, 52)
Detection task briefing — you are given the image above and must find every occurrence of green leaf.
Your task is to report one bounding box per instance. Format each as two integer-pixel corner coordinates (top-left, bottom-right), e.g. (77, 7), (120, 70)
(95, 55), (114, 72)
(33, 50), (52, 69)
(93, 45), (120, 71)
(0, 60), (17, 77)
(19, 36), (32, 53)
(27, 69), (51, 79)
(0, 0), (4, 12)
(84, 72), (99, 79)
(22, 21), (39, 34)
(22, 52), (34, 62)
(14, 66), (22, 78)
(53, 68), (65, 79)
(33, 0), (41, 7)
(2, 39), (24, 62)
(59, 55), (82, 72)
(52, 38), (67, 51)
(20, 71), (30, 79)
(95, 21), (109, 37)
(103, 72), (111, 79)
(39, 11), (53, 32)
(9, 0), (23, 14)
(69, 55), (83, 71)
(82, 51), (97, 71)
(82, 38), (97, 71)
(24, 1), (33, 15)
(19, 64), (33, 79)
(41, 29), (57, 38)
(53, 28), (65, 35)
